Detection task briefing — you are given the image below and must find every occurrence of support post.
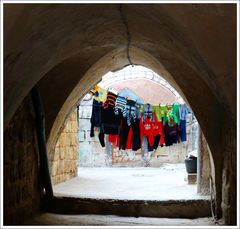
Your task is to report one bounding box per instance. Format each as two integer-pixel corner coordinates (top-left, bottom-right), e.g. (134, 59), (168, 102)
(31, 86), (53, 200)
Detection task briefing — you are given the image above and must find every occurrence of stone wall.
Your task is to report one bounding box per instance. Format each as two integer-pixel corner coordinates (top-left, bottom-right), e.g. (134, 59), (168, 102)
(221, 120), (236, 225)
(197, 129), (211, 195)
(50, 110), (79, 185)
(4, 95), (41, 225)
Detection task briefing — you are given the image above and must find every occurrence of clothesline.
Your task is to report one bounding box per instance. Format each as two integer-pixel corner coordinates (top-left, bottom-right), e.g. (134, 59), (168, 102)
(89, 84), (192, 152)
(89, 84), (186, 108)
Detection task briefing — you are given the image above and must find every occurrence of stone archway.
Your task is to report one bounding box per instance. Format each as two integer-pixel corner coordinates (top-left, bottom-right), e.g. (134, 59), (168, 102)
(4, 4), (236, 225)
(42, 45), (233, 224)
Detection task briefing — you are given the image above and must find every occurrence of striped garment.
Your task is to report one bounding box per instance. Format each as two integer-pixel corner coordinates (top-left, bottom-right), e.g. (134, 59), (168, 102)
(115, 96), (127, 115)
(103, 91), (117, 108)
(141, 103), (154, 122)
(123, 99), (138, 126)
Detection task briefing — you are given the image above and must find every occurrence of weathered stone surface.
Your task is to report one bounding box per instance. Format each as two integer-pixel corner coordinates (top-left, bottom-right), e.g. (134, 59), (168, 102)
(50, 110), (79, 185)
(197, 130), (211, 195)
(4, 95), (41, 225)
(50, 196), (211, 219)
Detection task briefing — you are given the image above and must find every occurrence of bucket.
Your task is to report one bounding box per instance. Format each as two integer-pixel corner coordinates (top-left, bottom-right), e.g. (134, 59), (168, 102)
(184, 157), (197, 173)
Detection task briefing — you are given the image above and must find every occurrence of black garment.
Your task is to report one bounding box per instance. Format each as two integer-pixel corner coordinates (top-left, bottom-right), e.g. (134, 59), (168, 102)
(163, 124), (180, 146)
(119, 117), (141, 151)
(131, 118), (141, 151)
(98, 107), (121, 148)
(101, 107), (121, 135)
(119, 117), (130, 150)
(90, 99), (102, 137)
(98, 132), (105, 147)
(147, 138), (154, 152)
(153, 134), (160, 149)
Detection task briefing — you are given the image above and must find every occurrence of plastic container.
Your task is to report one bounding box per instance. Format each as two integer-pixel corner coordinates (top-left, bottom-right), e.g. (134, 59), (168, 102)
(184, 156), (197, 173)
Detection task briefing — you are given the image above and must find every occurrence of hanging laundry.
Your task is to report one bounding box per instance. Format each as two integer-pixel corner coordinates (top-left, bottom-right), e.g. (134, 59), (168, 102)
(103, 91), (117, 108)
(108, 134), (118, 145)
(131, 118), (141, 151)
(89, 85), (101, 95)
(90, 99), (103, 137)
(153, 119), (165, 147)
(179, 103), (191, 121)
(119, 116), (141, 151)
(119, 118), (134, 150)
(152, 105), (166, 122)
(163, 104), (174, 126)
(118, 88), (144, 104)
(172, 103), (180, 125)
(140, 112), (156, 147)
(163, 123), (180, 146)
(141, 103), (154, 122)
(88, 85), (191, 150)
(178, 103), (191, 142)
(180, 120), (187, 142)
(98, 106), (121, 147)
(93, 87), (108, 103)
(115, 95), (127, 115)
(101, 107), (121, 135)
(123, 99), (138, 126)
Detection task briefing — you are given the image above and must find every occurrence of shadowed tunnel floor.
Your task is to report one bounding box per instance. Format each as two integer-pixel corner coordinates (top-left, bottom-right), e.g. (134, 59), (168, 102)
(23, 213), (216, 226)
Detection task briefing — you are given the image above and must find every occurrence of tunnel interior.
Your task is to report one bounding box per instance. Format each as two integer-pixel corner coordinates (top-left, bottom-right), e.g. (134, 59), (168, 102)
(3, 3), (237, 226)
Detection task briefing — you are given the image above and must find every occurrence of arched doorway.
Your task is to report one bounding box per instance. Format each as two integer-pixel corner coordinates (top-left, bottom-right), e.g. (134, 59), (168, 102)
(3, 4), (236, 225)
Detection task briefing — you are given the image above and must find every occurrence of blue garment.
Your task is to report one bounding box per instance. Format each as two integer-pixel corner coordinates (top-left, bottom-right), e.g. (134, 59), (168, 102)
(180, 120), (187, 142)
(179, 103), (190, 121)
(118, 88), (144, 104)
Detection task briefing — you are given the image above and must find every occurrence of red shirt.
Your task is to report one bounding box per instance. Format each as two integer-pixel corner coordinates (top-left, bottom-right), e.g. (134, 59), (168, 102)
(140, 113), (164, 147)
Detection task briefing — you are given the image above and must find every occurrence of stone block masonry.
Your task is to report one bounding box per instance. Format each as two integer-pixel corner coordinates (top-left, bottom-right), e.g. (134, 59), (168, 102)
(51, 110), (79, 185)
(4, 95), (41, 225)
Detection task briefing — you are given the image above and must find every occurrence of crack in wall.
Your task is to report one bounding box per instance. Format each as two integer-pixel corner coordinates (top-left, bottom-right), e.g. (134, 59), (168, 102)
(119, 4), (133, 67)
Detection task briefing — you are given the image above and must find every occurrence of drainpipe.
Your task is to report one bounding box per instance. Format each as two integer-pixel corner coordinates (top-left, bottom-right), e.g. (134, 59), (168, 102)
(31, 86), (53, 200)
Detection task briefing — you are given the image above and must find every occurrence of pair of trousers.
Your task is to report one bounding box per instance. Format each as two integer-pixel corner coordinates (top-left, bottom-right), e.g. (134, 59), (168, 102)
(120, 117), (141, 151)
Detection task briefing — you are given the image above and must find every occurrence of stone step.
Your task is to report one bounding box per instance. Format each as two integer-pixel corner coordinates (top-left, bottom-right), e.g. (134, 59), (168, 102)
(47, 196), (211, 219)
(23, 213), (215, 226)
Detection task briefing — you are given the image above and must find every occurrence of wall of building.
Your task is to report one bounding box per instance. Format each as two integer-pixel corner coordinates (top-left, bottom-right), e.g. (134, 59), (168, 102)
(50, 110), (79, 185)
(4, 95), (41, 225)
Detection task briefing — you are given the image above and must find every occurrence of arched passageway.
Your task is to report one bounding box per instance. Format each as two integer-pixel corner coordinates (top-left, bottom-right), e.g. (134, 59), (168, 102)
(3, 3), (237, 226)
